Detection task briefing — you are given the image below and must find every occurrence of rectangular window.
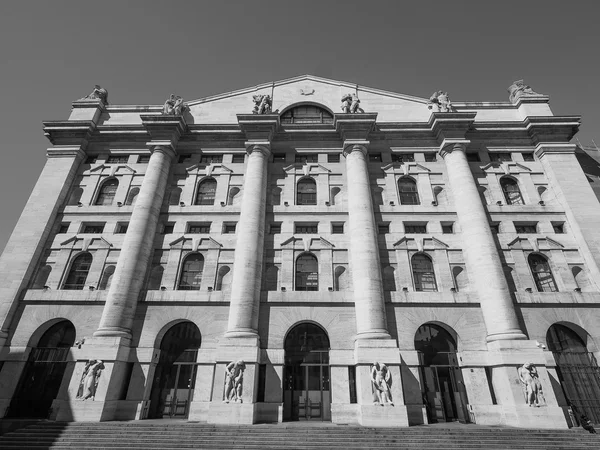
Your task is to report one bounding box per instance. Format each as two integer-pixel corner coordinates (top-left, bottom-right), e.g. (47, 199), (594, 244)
(368, 153), (382, 162)
(223, 223), (237, 234)
(81, 223), (105, 234)
(58, 223), (70, 234)
(404, 224), (427, 234)
(188, 223), (211, 234)
(272, 153), (286, 163)
(257, 364), (266, 403)
(424, 153), (437, 162)
(392, 153), (415, 163)
(522, 152), (535, 161)
(515, 223), (537, 233)
(331, 223), (344, 234)
(378, 224), (390, 234)
(466, 153), (481, 162)
(295, 154), (318, 163)
(552, 222), (565, 234)
(106, 155), (129, 164)
(232, 154), (245, 163)
(295, 223), (318, 234)
(178, 154), (192, 164)
(327, 153), (340, 163)
(489, 152), (512, 162)
(441, 223), (454, 234)
(348, 366), (357, 404)
(138, 155), (151, 163)
(490, 223), (500, 234)
(115, 222), (129, 234)
(163, 223), (175, 234)
(85, 156), (97, 164)
(200, 154), (223, 164)
(270, 223), (282, 234)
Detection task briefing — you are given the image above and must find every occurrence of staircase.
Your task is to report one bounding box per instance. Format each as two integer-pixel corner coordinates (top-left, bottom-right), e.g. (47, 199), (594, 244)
(0, 421), (598, 449)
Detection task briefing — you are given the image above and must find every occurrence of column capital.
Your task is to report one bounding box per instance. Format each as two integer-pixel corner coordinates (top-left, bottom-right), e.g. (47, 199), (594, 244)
(343, 140), (370, 157)
(245, 141), (271, 157)
(141, 114), (187, 152)
(439, 139), (470, 158)
(534, 143), (577, 158)
(146, 143), (177, 160)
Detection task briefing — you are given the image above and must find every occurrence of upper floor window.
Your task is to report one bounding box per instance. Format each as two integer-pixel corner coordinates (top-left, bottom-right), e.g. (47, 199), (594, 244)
(528, 253), (558, 292)
(412, 253), (437, 292)
(138, 155), (151, 163)
(272, 153), (286, 163)
(200, 154), (223, 164)
(281, 105), (333, 124)
(466, 153), (481, 162)
(232, 154), (245, 163)
(392, 153), (415, 163)
(195, 178), (217, 205)
(106, 155), (129, 164)
(63, 253), (92, 290)
(178, 154), (192, 164)
(58, 223), (70, 234)
(85, 156), (98, 164)
(398, 177), (420, 205)
(188, 223), (211, 234)
(178, 253), (204, 290)
(296, 253), (318, 291)
(81, 223), (105, 234)
(295, 223), (318, 234)
(95, 179), (118, 206)
(327, 153), (340, 163)
(405, 223), (427, 234)
(295, 154), (318, 163)
(331, 223), (344, 234)
(500, 177), (524, 205)
(515, 223), (537, 233)
(489, 152), (512, 162)
(424, 153), (437, 162)
(297, 178), (317, 205)
(522, 152), (535, 161)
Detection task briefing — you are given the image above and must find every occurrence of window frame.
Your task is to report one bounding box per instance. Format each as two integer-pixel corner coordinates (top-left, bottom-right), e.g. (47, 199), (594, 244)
(295, 253), (319, 291)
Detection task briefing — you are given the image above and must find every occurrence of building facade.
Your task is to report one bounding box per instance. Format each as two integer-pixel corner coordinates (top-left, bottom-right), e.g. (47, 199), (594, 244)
(0, 76), (599, 428)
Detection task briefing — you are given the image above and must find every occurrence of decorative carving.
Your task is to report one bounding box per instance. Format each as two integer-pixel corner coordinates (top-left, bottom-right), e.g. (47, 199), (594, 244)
(371, 362), (394, 406)
(508, 80), (542, 103)
(518, 363), (545, 407)
(79, 85), (108, 104)
(300, 88), (315, 96)
(162, 94), (187, 115)
(252, 95), (272, 114)
(341, 93), (364, 113)
(76, 359), (105, 401)
(428, 91), (453, 112)
(223, 360), (246, 403)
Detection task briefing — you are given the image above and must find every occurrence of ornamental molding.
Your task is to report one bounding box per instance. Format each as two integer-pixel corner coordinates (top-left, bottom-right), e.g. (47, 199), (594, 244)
(169, 236), (222, 250)
(280, 236), (334, 250)
(186, 163), (233, 177)
(382, 162), (431, 175)
(393, 236), (449, 251)
(87, 164), (136, 176)
(283, 163), (331, 176)
(60, 236), (112, 250)
(480, 162), (531, 175)
(507, 237), (562, 251)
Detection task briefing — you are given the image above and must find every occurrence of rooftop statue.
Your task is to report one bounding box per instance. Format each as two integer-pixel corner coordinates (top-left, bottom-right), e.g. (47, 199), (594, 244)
(341, 93), (364, 113)
(80, 85), (108, 104)
(518, 363), (546, 407)
(508, 80), (542, 103)
(162, 94), (187, 115)
(428, 91), (452, 112)
(252, 94), (272, 114)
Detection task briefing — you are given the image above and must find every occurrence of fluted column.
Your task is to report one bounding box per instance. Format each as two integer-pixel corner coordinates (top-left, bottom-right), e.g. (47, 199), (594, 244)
(95, 145), (174, 337)
(344, 143), (390, 340)
(441, 142), (526, 342)
(225, 144), (270, 338)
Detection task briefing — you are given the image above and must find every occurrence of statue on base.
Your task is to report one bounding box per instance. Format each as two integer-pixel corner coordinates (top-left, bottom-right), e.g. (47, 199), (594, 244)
(508, 80), (542, 103)
(428, 91), (452, 112)
(252, 95), (272, 114)
(341, 93), (364, 113)
(371, 362), (394, 406)
(76, 359), (105, 401)
(518, 363), (545, 407)
(79, 85), (108, 104)
(162, 94), (187, 115)
(224, 360), (246, 403)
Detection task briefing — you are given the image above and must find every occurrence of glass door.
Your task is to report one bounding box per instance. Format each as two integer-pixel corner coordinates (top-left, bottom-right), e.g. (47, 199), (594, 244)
(161, 364), (197, 418)
(285, 363), (330, 421)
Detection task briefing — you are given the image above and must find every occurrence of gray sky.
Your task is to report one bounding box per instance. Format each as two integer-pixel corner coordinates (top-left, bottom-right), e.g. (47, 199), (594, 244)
(0, 1), (598, 253)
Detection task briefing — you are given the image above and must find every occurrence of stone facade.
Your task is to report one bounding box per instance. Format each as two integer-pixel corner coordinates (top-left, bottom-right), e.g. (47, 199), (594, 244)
(0, 76), (599, 428)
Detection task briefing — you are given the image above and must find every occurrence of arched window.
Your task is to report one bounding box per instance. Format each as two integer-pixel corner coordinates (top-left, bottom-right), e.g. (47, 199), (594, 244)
(195, 178), (217, 205)
(264, 265), (279, 291)
(500, 177), (524, 205)
(412, 254), (437, 292)
(63, 253), (92, 290)
(297, 178), (317, 205)
(168, 188), (182, 206)
(572, 266), (593, 292)
(147, 265), (164, 290)
(216, 266), (231, 291)
(98, 265), (115, 290)
(528, 253), (558, 292)
(227, 187), (241, 205)
(281, 105), (333, 124)
(178, 254), (204, 290)
(398, 178), (420, 205)
(32, 265), (52, 289)
(296, 253), (318, 291)
(125, 187), (139, 206)
(330, 187), (341, 206)
(334, 266), (348, 291)
(383, 266), (396, 291)
(95, 179), (118, 206)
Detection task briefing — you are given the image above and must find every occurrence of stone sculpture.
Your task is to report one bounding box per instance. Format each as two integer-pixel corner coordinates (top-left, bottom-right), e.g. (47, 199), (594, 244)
(76, 359), (105, 401)
(224, 360), (246, 403)
(252, 94), (272, 114)
(80, 85), (108, 104)
(341, 93), (364, 113)
(371, 362), (394, 406)
(508, 80), (542, 103)
(428, 91), (452, 112)
(518, 362), (545, 407)
(162, 94), (187, 115)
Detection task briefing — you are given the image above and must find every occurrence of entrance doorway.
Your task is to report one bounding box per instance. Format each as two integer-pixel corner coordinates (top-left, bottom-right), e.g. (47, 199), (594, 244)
(283, 323), (330, 421)
(547, 323), (600, 423)
(8, 320), (75, 418)
(147, 321), (201, 419)
(415, 324), (469, 423)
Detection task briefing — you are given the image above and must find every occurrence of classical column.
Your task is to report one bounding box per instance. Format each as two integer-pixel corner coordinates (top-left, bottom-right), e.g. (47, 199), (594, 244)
(225, 143), (270, 338)
(95, 145), (174, 337)
(440, 141), (526, 341)
(344, 143), (390, 340)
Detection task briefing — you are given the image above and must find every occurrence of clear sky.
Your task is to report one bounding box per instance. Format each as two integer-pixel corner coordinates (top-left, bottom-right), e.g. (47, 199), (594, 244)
(0, 1), (598, 253)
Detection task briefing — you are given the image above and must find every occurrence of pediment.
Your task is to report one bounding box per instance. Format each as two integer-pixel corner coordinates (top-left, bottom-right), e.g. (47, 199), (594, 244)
(280, 236), (334, 251)
(284, 163), (331, 175)
(382, 162), (431, 175)
(186, 163), (233, 176)
(87, 164), (136, 176)
(169, 236), (222, 250)
(60, 236), (112, 250)
(481, 162), (531, 174)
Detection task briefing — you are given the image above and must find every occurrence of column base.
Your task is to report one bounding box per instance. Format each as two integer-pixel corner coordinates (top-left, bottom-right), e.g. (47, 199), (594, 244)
(355, 330), (392, 341)
(470, 404), (569, 429)
(207, 402), (257, 424)
(358, 404), (410, 427)
(51, 399), (121, 422)
(486, 329), (528, 342)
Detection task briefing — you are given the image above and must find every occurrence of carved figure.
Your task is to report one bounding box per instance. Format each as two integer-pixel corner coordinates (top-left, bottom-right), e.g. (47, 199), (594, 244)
(80, 85), (108, 104)
(76, 359), (105, 401)
(518, 363), (545, 407)
(428, 91), (452, 112)
(341, 93), (364, 113)
(508, 80), (542, 103)
(162, 94), (187, 115)
(224, 360), (246, 403)
(370, 362), (393, 406)
(252, 95), (272, 114)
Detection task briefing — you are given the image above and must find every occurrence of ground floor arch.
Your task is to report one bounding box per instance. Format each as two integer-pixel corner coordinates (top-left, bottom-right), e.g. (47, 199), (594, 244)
(283, 322), (331, 421)
(147, 321), (201, 419)
(8, 319), (75, 418)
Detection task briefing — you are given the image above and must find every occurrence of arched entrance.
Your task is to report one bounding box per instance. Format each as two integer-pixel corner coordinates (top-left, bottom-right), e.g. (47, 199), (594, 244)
(547, 323), (600, 423)
(283, 323), (330, 421)
(415, 323), (469, 423)
(8, 320), (75, 418)
(147, 321), (201, 419)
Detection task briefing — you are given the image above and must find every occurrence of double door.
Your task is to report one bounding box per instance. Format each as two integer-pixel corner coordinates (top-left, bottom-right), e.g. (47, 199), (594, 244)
(150, 362), (197, 419)
(284, 363), (330, 421)
(420, 364), (469, 423)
